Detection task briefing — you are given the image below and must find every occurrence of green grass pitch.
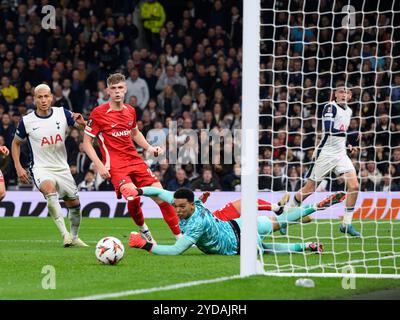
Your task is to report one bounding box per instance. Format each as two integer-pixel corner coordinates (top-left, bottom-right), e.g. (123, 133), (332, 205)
(1, 217), (400, 300)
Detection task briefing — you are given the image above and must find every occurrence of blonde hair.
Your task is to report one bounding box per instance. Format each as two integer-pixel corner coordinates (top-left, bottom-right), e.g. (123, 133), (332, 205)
(34, 84), (51, 95)
(107, 73), (126, 86)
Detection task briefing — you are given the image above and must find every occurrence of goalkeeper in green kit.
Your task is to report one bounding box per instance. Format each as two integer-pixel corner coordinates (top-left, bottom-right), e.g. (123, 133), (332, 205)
(128, 187), (345, 255)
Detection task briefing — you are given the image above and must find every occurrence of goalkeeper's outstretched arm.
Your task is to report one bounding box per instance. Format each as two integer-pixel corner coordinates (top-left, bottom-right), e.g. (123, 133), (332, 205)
(129, 232), (194, 255)
(137, 186), (201, 204)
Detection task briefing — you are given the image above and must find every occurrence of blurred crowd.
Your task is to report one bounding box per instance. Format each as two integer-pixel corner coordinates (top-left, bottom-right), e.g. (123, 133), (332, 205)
(259, 0), (400, 192)
(0, 0), (243, 192)
(0, 0), (399, 193)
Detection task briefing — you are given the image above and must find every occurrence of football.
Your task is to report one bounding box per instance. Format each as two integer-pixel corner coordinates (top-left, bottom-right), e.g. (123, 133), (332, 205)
(95, 236), (125, 265)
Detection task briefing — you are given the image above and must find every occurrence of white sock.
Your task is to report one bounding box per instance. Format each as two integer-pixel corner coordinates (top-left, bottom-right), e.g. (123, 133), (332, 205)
(139, 223), (149, 232)
(290, 195), (301, 208)
(68, 205), (81, 240)
(175, 233), (183, 240)
(343, 207), (355, 225)
(271, 204), (280, 212)
(46, 193), (68, 237)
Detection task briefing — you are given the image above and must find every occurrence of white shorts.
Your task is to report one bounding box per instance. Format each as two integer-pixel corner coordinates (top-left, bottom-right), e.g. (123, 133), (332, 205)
(308, 153), (355, 182)
(31, 167), (79, 200)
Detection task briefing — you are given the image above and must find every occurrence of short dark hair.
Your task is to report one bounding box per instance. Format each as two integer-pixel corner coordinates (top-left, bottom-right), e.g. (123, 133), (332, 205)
(335, 82), (352, 91)
(174, 188), (194, 203)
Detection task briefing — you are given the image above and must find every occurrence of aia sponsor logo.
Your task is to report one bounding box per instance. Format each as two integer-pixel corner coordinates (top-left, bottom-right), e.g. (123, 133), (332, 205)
(111, 130), (130, 137)
(41, 134), (63, 146)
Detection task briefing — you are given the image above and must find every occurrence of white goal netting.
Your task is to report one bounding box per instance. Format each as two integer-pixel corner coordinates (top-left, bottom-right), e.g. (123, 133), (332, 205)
(253, 0), (400, 278)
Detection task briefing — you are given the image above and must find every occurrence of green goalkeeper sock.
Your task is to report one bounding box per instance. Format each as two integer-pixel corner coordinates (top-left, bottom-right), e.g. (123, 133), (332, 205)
(262, 242), (305, 253)
(276, 204), (316, 227)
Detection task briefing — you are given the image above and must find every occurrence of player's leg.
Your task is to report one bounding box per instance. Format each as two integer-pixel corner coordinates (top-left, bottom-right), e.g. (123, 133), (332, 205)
(260, 193), (290, 214)
(38, 179), (71, 246)
(57, 170), (89, 247)
(119, 180), (146, 226)
(118, 178), (155, 243)
(291, 179), (316, 207)
(149, 181), (182, 239)
(261, 242), (323, 254)
(130, 164), (181, 239)
(213, 200), (241, 221)
(64, 197), (88, 247)
(287, 159), (335, 233)
(291, 157), (334, 207)
(237, 216), (324, 254)
(340, 170), (361, 237)
(0, 170), (6, 201)
(213, 194), (290, 221)
(277, 192), (346, 234)
(282, 179), (316, 235)
(112, 170), (154, 240)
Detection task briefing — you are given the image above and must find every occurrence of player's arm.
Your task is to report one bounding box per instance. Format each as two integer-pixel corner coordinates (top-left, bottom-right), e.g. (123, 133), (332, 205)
(346, 131), (359, 155)
(83, 114), (110, 179)
(131, 126), (162, 156)
(322, 104), (346, 137)
(129, 232), (194, 255)
(11, 121), (30, 184)
(141, 83), (149, 110)
(82, 133), (110, 180)
(72, 113), (86, 129)
(63, 108), (86, 130)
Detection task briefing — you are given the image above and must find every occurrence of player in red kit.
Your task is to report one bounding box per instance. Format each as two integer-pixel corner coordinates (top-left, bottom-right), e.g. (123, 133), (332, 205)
(196, 192), (291, 221)
(83, 73), (181, 242)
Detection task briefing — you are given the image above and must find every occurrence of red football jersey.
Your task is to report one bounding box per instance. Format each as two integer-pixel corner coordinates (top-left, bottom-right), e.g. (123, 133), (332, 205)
(84, 103), (144, 170)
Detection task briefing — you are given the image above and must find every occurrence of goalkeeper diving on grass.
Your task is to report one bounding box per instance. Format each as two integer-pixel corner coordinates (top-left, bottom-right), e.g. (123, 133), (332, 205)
(128, 187), (346, 255)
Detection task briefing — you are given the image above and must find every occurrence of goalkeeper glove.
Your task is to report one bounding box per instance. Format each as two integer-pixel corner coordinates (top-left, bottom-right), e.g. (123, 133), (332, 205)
(129, 232), (153, 251)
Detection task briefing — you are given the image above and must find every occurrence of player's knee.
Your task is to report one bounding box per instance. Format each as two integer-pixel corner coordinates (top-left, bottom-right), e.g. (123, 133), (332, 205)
(120, 182), (134, 191)
(40, 182), (56, 194)
(347, 178), (359, 191)
(302, 180), (316, 193)
(120, 183), (138, 200)
(0, 190), (6, 201)
(65, 198), (80, 208)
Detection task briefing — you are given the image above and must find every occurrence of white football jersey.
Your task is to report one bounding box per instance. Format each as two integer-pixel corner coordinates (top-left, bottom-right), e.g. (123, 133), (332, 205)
(316, 101), (352, 158)
(15, 107), (76, 170)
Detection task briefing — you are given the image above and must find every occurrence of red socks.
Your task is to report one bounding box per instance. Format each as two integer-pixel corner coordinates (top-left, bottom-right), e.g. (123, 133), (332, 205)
(258, 199), (272, 211)
(158, 202), (181, 235)
(127, 197), (145, 227)
(127, 198), (181, 236)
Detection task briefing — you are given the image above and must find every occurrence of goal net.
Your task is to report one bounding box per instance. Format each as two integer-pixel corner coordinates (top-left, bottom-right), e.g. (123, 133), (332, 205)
(241, 0), (400, 278)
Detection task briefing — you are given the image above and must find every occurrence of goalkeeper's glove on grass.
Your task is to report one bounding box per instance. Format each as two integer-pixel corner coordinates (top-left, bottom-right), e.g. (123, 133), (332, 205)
(129, 232), (153, 251)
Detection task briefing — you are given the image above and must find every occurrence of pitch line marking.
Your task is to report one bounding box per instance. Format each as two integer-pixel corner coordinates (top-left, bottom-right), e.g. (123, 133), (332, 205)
(69, 275), (243, 300)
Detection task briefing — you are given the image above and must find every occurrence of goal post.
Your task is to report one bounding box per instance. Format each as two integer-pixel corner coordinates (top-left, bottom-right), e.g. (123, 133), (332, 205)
(240, 0), (261, 277)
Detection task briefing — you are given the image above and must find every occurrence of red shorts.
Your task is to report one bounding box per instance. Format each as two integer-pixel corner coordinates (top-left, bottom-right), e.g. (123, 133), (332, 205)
(213, 202), (240, 221)
(110, 163), (159, 198)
